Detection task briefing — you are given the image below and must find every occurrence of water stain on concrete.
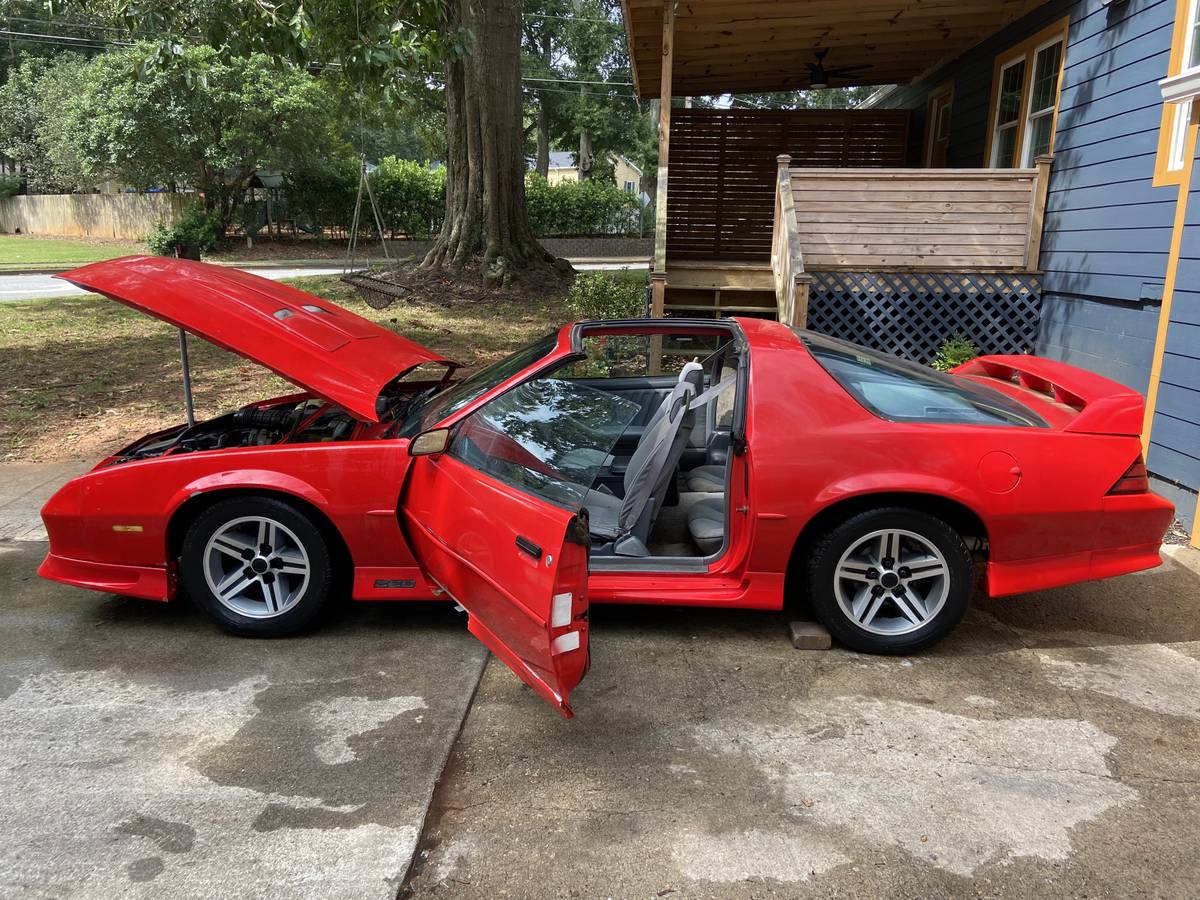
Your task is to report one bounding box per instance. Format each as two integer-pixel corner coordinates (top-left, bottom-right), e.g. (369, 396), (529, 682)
(307, 694), (427, 765)
(125, 857), (164, 883)
(1038, 643), (1200, 721)
(115, 815), (195, 853)
(0, 669), (419, 899)
(693, 698), (1137, 877)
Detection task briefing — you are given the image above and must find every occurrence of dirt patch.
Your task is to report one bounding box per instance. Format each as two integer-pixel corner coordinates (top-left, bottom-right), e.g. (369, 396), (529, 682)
(208, 237), (387, 263)
(0, 274), (567, 463)
(348, 258), (575, 308)
(1164, 519), (1194, 546)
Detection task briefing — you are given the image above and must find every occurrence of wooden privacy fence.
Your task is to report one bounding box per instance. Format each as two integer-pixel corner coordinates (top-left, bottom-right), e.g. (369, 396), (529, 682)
(789, 159), (1052, 271)
(666, 107), (909, 262)
(0, 193), (186, 240)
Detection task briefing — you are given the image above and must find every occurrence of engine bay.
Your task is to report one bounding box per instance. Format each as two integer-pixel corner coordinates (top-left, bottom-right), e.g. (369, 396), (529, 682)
(104, 387), (439, 465)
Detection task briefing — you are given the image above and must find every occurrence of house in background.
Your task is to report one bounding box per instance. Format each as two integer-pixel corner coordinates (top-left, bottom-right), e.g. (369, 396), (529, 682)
(863, 0), (1200, 541)
(538, 151), (644, 193)
(620, 0), (1200, 541)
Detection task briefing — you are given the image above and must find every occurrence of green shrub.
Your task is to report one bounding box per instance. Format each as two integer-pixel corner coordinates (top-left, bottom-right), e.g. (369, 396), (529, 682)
(565, 269), (648, 320)
(284, 158), (359, 236)
(0, 174), (20, 199)
(525, 174), (641, 237)
(146, 203), (222, 256)
(932, 333), (980, 371)
(370, 157), (445, 239)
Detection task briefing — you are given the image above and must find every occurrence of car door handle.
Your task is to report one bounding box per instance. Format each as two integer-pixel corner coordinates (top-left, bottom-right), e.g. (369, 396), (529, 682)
(515, 535), (543, 560)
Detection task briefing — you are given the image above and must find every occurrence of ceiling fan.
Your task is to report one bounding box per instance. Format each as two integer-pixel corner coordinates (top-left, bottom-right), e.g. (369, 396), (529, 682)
(806, 49), (872, 89)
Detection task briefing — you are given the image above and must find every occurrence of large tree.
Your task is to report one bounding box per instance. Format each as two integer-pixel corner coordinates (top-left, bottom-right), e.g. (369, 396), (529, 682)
(521, 0), (653, 190)
(53, 45), (344, 228)
(109, 0), (552, 284)
(0, 53), (91, 191)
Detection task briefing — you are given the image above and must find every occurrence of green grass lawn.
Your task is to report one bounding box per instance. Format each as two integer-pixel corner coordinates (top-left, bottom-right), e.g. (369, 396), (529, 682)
(0, 274), (566, 462)
(0, 234), (144, 269)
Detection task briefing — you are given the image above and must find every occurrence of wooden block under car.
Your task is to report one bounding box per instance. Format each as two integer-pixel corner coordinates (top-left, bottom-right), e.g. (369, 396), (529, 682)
(788, 620), (832, 650)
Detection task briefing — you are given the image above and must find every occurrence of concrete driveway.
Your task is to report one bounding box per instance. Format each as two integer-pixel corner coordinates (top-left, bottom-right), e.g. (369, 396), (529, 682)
(0, 546), (486, 899)
(406, 548), (1200, 897)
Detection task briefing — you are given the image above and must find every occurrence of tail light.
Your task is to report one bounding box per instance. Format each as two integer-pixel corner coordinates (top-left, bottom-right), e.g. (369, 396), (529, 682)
(1108, 455), (1149, 495)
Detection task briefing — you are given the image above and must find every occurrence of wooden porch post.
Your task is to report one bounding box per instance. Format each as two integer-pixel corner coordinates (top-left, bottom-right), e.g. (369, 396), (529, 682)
(650, 0), (675, 322)
(1025, 154), (1053, 270)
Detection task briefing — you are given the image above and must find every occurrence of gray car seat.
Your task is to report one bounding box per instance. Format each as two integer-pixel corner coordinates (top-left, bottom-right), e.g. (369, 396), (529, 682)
(586, 362), (704, 555)
(684, 357), (740, 493)
(686, 496), (726, 555)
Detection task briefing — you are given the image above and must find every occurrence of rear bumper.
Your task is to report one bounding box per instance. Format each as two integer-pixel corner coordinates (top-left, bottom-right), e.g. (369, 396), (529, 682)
(987, 490), (1174, 597)
(38, 552), (171, 602)
(987, 541), (1165, 597)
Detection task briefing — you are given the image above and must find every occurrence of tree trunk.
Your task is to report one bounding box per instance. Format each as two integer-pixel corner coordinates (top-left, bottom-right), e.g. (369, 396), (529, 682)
(536, 93), (550, 178)
(578, 83), (593, 180)
(535, 32), (551, 179)
(422, 0), (550, 285)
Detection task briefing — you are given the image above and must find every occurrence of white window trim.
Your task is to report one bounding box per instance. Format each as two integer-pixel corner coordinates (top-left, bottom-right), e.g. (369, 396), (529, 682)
(1161, 68), (1200, 104)
(1018, 35), (1066, 167)
(990, 56), (1027, 167)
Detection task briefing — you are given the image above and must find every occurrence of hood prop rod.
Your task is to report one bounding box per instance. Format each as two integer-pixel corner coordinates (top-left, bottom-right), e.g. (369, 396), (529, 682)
(178, 329), (195, 427)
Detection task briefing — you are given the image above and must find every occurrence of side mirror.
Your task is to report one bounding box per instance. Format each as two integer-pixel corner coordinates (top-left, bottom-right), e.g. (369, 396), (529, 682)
(409, 428), (451, 456)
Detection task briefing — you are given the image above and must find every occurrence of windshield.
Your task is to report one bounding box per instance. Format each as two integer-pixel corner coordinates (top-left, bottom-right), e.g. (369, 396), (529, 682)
(399, 332), (558, 437)
(800, 332), (1046, 428)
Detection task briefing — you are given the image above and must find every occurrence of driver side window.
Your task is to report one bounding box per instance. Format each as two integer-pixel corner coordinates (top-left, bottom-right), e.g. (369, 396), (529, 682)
(448, 377), (640, 510)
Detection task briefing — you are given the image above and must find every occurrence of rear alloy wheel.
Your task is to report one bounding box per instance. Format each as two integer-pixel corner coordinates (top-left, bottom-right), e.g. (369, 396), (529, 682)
(807, 508), (972, 654)
(180, 496), (336, 637)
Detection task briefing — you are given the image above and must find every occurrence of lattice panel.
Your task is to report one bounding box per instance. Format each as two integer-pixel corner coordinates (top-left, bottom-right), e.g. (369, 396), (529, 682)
(806, 271), (1042, 365)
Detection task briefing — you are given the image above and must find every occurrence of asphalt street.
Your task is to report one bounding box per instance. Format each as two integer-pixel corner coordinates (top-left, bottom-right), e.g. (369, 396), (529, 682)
(0, 259), (648, 303)
(0, 267), (347, 301)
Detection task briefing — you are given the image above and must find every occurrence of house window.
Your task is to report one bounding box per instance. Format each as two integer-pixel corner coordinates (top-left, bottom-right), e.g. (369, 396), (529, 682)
(624, 180), (636, 193)
(1159, 0), (1200, 176)
(1186, 0), (1200, 70)
(991, 59), (1027, 167)
(986, 20), (1069, 168)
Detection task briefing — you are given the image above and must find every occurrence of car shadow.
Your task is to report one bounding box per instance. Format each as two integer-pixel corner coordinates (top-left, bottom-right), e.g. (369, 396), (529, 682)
(61, 547), (1200, 665)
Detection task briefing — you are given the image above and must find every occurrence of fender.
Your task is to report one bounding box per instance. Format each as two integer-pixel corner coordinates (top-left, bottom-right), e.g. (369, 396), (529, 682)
(167, 469), (330, 519)
(813, 471), (986, 515)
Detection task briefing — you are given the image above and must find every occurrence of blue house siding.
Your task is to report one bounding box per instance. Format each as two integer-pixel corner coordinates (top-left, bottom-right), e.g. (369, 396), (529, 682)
(874, 0), (1176, 394)
(873, 0), (1200, 530)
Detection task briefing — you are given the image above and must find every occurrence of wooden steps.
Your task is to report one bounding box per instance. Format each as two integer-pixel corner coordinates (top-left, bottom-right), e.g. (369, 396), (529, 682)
(663, 260), (777, 317)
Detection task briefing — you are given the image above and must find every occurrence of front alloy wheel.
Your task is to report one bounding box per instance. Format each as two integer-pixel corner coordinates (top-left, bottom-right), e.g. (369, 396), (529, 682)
(807, 508), (972, 654)
(180, 496), (335, 637)
(203, 516), (311, 619)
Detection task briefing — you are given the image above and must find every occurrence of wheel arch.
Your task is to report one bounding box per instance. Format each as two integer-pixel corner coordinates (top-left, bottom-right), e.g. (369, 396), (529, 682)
(166, 488), (354, 581)
(783, 491), (989, 606)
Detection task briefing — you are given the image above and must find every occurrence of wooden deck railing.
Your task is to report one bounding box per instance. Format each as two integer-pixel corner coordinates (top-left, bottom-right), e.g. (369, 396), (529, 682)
(771, 154), (811, 327)
(785, 157), (1053, 272)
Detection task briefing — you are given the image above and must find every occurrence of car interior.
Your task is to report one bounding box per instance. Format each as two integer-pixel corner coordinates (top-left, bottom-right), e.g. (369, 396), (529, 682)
(559, 324), (744, 567)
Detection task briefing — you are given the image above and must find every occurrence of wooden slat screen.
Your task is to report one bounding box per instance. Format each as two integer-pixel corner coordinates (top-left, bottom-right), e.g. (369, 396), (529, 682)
(791, 168), (1039, 271)
(666, 108), (909, 262)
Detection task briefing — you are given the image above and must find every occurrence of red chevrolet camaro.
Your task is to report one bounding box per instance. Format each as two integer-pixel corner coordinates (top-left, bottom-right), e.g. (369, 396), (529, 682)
(39, 257), (1173, 716)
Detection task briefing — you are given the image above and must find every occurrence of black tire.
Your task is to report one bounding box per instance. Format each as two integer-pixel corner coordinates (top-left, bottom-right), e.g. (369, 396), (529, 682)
(806, 507), (972, 654)
(179, 496), (336, 637)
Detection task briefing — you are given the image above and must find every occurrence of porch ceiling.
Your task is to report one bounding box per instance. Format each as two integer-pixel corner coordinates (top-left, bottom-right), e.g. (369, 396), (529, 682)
(622, 0), (1045, 99)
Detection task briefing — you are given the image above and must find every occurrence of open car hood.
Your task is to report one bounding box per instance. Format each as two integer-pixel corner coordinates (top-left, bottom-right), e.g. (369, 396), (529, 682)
(59, 256), (455, 423)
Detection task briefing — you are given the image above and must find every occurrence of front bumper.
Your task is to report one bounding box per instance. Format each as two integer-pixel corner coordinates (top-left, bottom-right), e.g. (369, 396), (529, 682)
(38, 552), (171, 602)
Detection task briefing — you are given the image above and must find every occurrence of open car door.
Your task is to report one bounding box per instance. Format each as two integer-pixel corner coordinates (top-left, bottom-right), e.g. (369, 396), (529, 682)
(401, 376), (640, 718)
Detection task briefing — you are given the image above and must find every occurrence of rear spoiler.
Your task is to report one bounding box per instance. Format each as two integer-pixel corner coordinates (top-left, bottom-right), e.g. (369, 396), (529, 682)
(951, 355), (1144, 436)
